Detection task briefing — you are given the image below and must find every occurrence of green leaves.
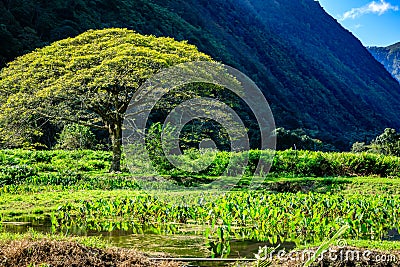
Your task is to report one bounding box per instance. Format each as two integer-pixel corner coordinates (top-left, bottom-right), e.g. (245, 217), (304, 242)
(55, 124), (96, 150)
(54, 191), (400, 249)
(0, 28), (211, 150)
(141, 148), (400, 178)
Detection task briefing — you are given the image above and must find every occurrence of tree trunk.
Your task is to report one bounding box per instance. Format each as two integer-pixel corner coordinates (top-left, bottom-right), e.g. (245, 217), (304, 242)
(109, 122), (122, 172)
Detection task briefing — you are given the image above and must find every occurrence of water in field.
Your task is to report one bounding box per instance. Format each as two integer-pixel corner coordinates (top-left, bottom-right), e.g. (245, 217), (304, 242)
(1, 218), (293, 266)
(3, 217), (399, 266)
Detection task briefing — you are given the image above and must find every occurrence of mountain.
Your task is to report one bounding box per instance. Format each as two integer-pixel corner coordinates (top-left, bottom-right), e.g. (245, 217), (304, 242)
(1, 0), (400, 149)
(368, 43), (400, 83)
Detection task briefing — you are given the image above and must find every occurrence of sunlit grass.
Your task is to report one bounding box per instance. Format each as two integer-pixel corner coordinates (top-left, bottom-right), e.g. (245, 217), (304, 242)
(0, 229), (111, 249)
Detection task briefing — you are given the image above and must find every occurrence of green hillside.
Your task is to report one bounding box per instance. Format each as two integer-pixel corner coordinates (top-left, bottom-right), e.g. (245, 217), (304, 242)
(1, 0), (400, 149)
(368, 42), (400, 83)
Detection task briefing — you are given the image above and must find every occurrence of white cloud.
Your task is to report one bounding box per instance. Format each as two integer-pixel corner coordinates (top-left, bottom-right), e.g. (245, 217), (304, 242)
(340, 0), (399, 21)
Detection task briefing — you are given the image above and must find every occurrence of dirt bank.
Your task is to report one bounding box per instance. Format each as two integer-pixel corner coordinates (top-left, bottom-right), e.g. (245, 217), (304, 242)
(2, 240), (399, 267)
(0, 239), (181, 267)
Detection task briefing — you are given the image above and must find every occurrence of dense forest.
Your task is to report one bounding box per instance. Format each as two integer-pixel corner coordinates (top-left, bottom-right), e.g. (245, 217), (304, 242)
(1, 0), (400, 150)
(368, 42), (400, 83)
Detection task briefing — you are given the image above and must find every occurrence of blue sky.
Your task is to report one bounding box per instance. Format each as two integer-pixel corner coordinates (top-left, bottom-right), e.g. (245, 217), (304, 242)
(317, 0), (400, 47)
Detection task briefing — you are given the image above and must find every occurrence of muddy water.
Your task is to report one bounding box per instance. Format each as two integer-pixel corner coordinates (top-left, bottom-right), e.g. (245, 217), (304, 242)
(1, 218), (294, 266)
(4, 218), (397, 266)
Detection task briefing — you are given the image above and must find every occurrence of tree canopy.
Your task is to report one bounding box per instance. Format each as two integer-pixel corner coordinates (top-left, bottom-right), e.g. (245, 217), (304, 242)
(352, 128), (400, 156)
(0, 28), (212, 171)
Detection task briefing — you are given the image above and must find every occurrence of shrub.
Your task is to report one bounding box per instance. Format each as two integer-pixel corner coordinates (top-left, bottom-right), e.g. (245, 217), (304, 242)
(31, 171), (85, 186)
(153, 149), (400, 178)
(0, 164), (37, 185)
(55, 124), (96, 150)
(1, 148), (399, 179)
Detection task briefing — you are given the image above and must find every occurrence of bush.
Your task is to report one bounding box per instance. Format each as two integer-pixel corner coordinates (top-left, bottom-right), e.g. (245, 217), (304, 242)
(351, 128), (400, 157)
(0, 164), (37, 185)
(152, 149), (400, 178)
(203, 151), (231, 176)
(27, 171), (85, 186)
(0, 149), (112, 173)
(55, 124), (96, 150)
(1, 148), (400, 180)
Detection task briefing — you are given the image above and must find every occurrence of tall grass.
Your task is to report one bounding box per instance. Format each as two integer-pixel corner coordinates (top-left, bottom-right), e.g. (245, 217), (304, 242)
(1, 149), (400, 187)
(155, 149), (400, 177)
(0, 149), (139, 191)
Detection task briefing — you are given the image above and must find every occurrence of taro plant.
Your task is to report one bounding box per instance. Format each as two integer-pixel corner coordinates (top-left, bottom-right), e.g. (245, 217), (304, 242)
(53, 191), (400, 247)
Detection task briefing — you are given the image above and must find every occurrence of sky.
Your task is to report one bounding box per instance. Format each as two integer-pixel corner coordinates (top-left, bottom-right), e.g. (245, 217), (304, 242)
(317, 0), (400, 47)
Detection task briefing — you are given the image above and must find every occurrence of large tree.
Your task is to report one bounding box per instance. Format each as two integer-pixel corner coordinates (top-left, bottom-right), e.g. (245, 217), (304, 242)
(0, 28), (211, 171)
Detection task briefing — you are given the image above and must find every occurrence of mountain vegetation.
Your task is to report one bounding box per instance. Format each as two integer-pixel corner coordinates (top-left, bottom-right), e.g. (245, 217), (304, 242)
(368, 42), (400, 83)
(1, 0), (400, 150)
(352, 128), (400, 157)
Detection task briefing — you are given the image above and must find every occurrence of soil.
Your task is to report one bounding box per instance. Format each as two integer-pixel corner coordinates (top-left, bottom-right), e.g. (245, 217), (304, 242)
(0, 240), (182, 267)
(1, 241), (399, 267)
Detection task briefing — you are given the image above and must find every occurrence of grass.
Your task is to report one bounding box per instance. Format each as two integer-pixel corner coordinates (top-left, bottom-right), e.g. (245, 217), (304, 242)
(0, 175), (399, 222)
(0, 189), (144, 221)
(261, 176), (400, 195)
(0, 176), (396, 220)
(0, 149), (400, 264)
(0, 230), (111, 249)
(346, 240), (400, 252)
(298, 239), (400, 252)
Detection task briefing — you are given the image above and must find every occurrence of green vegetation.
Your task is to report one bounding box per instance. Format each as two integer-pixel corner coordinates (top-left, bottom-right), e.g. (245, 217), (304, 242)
(1, 0), (400, 150)
(146, 148), (400, 178)
(352, 128), (400, 156)
(0, 28), (211, 172)
(274, 128), (335, 151)
(1, 149), (400, 188)
(0, 149), (399, 261)
(345, 240), (400, 252)
(53, 192), (399, 246)
(55, 124), (97, 150)
(0, 230), (110, 249)
(0, 149), (142, 196)
(0, 176), (398, 222)
(1, 1), (399, 265)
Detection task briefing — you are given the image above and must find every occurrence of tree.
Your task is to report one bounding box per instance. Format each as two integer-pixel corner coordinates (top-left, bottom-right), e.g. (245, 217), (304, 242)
(351, 142), (368, 153)
(351, 128), (400, 156)
(0, 28), (211, 171)
(274, 127), (330, 151)
(370, 128), (400, 156)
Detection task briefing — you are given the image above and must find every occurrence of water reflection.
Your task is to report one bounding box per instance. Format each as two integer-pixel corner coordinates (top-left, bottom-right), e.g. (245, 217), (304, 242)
(1, 218), (285, 259)
(3, 218), (397, 267)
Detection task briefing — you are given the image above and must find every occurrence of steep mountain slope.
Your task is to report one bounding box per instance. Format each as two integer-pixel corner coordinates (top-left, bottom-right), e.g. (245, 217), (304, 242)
(368, 43), (400, 83)
(1, 0), (400, 149)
